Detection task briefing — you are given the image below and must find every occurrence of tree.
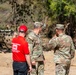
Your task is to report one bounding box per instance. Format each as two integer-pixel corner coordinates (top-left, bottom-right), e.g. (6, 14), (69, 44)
(10, 0), (48, 27)
(47, 0), (76, 36)
(47, 0), (76, 23)
(47, 0), (76, 48)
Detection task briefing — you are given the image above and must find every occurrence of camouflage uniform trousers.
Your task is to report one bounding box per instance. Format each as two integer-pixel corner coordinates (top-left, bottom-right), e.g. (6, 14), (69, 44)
(55, 63), (71, 75)
(30, 61), (44, 75)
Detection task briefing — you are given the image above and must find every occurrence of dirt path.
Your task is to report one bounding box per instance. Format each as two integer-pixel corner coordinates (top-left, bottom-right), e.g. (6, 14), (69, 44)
(0, 51), (76, 75)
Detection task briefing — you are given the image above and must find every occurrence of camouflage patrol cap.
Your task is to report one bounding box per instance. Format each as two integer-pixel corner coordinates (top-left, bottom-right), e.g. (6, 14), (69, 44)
(55, 24), (64, 29)
(34, 22), (46, 29)
(34, 22), (43, 28)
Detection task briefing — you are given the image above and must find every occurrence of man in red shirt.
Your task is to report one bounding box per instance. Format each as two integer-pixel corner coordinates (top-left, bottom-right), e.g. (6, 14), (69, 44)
(12, 25), (32, 75)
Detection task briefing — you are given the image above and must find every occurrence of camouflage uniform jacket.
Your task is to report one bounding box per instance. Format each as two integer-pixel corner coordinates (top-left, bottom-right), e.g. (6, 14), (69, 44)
(49, 33), (75, 64)
(26, 31), (44, 62)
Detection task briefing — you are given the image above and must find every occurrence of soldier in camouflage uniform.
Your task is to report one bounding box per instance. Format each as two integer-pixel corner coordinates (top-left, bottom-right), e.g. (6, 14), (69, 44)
(48, 24), (75, 75)
(26, 22), (45, 75)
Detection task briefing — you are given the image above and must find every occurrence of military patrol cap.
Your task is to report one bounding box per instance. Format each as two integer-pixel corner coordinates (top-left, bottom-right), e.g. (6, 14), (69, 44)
(55, 24), (64, 29)
(34, 22), (43, 28)
(34, 22), (46, 29)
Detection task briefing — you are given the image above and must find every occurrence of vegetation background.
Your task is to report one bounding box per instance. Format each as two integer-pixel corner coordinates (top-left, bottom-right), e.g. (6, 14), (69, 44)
(0, 0), (76, 40)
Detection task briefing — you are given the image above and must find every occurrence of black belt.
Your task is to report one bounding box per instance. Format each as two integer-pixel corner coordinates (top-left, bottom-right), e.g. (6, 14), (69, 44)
(13, 61), (26, 63)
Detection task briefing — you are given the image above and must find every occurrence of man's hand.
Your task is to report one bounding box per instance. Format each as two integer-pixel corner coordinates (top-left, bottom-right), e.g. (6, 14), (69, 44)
(28, 66), (32, 72)
(32, 61), (36, 65)
(26, 55), (32, 72)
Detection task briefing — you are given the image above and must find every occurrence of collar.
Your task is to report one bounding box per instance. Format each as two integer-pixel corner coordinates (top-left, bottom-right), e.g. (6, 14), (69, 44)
(18, 36), (25, 40)
(59, 33), (65, 37)
(32, 31), (39, 37)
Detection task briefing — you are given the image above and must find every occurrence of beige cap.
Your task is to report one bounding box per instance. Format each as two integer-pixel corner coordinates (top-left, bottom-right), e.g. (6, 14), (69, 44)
(55, 24), (64, 29)
(34, 22), (43, 27)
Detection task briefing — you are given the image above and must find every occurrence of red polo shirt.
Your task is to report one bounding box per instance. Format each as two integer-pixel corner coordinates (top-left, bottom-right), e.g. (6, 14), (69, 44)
(12, 36), (30, 62)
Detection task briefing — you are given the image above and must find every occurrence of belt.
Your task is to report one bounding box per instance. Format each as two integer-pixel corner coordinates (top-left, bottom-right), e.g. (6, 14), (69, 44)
(13, 61), (26, 63)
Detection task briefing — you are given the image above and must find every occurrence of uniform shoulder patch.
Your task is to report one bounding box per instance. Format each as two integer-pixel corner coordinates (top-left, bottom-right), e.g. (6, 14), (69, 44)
(27, 32), (35, 40)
